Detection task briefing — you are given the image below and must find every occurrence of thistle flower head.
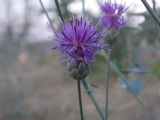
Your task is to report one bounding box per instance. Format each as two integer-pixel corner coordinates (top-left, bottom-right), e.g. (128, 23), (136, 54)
(51, 17), (107, 64)
(99, 0), (127, 29)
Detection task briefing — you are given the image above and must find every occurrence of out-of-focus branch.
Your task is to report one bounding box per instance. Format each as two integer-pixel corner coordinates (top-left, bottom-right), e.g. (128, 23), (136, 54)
(54, 0), (64, 23)
(141, 0), (160, 26)
(82, 0), (84, 18)
(38, 0), (55, 31)
(152, 0), (156, 12)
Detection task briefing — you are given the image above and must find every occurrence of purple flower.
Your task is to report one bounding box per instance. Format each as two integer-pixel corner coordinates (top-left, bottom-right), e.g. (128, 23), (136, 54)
(99, 0), (127, 29)
(51, 17), (107, 64)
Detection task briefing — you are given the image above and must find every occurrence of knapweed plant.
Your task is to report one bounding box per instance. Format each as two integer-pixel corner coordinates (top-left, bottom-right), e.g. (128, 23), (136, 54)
(51, 17), (108, 120)
(38, 0), (159, 119)
(99, 0), (127, 29)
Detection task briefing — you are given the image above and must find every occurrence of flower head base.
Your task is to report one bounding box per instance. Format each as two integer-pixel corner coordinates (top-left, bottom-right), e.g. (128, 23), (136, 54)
(99, 0), (127, 29)
(67, 59), (90, 80)
(52, 17), (107, 64)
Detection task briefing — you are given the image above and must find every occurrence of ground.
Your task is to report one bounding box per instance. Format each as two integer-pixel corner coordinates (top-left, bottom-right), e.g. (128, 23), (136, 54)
(0, 42), (160, 120)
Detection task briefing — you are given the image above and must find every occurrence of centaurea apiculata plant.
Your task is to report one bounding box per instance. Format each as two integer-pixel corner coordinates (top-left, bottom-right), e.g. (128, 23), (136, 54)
(51, 17), (108, 80)
(99, 1), (127, 119)
(51, 17), (109, 120)
(99, 1), (152, 120)
(37, 0), (158, 119)
(99, 0), (127, 30)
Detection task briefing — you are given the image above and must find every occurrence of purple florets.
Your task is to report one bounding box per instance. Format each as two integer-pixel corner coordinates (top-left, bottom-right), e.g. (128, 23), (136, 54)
(99, 0), (127, 29)
(51, 17), (107, 64)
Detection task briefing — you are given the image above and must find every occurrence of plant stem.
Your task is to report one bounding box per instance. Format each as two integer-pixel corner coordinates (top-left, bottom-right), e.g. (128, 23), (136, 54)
(82, 78), (105, 120)
(38, 0), (55, 31)
(54, 0), (64, 23)
(77, 80), (84, 120)
(141, 0), (160, 26)
(105, 51), (110, 120)
(152, 0), (156, 12)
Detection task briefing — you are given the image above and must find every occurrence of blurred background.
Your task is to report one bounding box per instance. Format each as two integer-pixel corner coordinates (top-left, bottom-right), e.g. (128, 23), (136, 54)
(0, 0), (160, 120)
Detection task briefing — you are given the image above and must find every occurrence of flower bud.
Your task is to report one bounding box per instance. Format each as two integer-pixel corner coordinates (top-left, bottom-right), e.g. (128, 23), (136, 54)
(67, 59), (90, 80)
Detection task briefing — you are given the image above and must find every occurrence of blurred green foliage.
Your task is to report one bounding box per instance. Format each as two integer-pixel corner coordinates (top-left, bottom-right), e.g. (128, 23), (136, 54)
(138, 8), (160, 45)
(90, 55), (106, 81)
(151, 59), (160, 77)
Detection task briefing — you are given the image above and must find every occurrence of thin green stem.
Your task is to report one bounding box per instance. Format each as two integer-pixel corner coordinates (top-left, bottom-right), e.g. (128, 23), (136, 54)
(152, 0), (156, 12)
(54, 0), (64, 23)
(77, 80), (84, 120)
(82, 78), (105, 120)
(38, 0), (55, 31)
(105, 51), (110, 120)
(141, 0), (160, 26)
